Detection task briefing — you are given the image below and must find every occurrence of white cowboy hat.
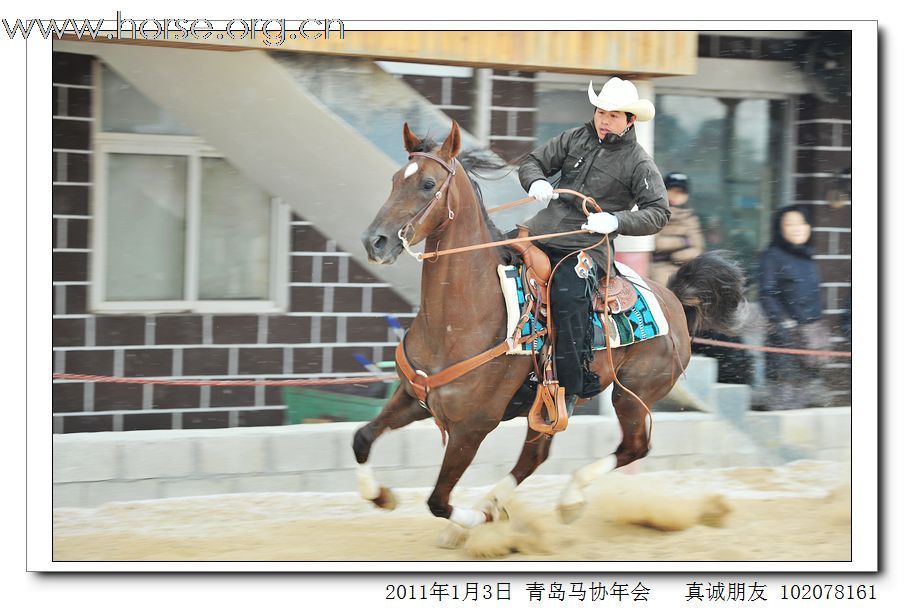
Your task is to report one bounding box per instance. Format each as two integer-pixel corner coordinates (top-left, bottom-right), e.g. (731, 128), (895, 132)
(587, 77), (655, 122)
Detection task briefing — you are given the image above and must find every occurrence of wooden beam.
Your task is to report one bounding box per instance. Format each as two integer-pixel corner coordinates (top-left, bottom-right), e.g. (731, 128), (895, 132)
(68, 30), (697, 76)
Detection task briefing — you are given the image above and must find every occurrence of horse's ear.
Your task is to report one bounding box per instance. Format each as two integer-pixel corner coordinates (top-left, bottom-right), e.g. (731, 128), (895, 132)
(402, 123), (420, 153)
(439, 121), (461, 160)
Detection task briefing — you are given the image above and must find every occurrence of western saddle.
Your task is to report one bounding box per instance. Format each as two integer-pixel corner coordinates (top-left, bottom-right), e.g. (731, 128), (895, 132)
(509, 227), (637, 435)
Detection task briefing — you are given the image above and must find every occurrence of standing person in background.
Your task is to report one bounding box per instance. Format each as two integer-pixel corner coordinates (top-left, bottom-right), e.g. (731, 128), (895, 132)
(757, 205), (830, 410)
(650, 172), (704, 287)
(653, 172), (752, 385)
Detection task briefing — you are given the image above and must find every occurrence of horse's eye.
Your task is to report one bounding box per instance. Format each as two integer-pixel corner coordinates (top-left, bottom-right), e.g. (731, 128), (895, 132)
(423, 180), (436, 191)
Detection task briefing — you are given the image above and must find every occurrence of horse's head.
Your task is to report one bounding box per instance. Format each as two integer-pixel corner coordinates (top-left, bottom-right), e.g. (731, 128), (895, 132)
(362, 121), (462, 264)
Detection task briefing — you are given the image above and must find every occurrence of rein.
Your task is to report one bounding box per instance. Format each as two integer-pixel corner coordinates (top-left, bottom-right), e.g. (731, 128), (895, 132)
(394, 156), (656, 439)
(401, 187), (605, 262)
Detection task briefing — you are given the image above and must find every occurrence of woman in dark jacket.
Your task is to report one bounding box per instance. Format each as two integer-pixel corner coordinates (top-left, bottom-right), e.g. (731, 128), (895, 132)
(758, 205), (829, 410)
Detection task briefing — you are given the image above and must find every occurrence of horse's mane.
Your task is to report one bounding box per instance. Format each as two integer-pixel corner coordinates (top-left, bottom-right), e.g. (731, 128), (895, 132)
(413, 138), (516, 264)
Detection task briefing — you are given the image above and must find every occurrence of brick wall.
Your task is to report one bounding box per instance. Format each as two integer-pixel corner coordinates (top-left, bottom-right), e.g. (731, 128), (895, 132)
(794, 94), (852, 405)
(399, 68), (537, 164)
(699, 33), (853, 404)
(488, 70), (536, 163)
(400, 73), (475, 132)
(52, 52), (415, 434)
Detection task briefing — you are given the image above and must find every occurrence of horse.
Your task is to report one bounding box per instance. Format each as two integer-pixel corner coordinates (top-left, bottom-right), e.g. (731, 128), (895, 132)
(354, 121), (744, 543)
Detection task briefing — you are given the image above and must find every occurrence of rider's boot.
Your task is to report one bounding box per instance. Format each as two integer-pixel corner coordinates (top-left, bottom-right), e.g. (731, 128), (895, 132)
(565, 394), (579, 417)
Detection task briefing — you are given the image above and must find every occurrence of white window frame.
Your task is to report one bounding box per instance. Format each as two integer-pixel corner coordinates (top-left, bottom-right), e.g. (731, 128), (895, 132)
(90, 62), (289, 314)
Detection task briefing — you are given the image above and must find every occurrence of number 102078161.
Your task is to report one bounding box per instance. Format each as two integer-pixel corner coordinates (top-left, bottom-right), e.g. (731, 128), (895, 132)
(781, 584), (876, 600)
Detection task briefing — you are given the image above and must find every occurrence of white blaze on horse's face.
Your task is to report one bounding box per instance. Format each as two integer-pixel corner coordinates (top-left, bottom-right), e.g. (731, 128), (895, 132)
(404, 162), (419, 179)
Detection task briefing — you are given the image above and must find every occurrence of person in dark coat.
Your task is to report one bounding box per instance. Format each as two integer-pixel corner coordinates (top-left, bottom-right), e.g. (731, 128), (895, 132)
(758, 205), (829, 410)
(517, 76), (671, 411)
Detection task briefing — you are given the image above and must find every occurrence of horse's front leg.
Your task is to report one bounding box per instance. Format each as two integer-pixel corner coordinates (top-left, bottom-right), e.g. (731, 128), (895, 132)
(438, 423), (553, 549)
(353, 385), (430, 510)
(480, 423), (553, 518)
(426, 420), (496, 529)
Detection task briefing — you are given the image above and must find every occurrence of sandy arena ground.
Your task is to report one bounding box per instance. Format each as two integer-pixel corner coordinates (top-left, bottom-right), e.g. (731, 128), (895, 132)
(53, 460), (851, 562)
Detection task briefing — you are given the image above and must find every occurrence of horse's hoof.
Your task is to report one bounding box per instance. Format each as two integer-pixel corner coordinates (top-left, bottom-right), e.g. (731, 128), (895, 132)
(371, 487), (397, 511)
(436, 523), (469, 549)
(558, 501), (586, 524)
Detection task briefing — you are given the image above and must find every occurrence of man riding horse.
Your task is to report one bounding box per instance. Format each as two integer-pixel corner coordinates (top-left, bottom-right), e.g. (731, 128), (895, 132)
(518, 76), (671, 415)
(358, 81), (743, 536)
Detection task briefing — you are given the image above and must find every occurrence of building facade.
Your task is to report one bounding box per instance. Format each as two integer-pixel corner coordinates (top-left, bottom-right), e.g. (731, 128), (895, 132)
(51, 30), (853, 433)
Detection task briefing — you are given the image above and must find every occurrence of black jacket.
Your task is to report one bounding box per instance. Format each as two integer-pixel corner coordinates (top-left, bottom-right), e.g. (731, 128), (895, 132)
(758, 207), (823, 325)
(518, 121), (670, 269)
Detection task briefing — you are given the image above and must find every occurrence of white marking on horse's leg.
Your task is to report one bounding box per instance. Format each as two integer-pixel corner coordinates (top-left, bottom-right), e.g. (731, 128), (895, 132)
(356, 462), (380, 500)
(404, 162), (419, 178)
(559, 454), (617, 506)
(450, 507), (488, 529)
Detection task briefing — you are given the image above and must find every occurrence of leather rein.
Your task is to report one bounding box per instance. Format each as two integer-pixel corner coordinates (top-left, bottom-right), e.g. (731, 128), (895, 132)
(395, 153), (546, 411)
(399, 157), (604, 262)
(394, 152), (658, 442)
(395, 153), (599, 427)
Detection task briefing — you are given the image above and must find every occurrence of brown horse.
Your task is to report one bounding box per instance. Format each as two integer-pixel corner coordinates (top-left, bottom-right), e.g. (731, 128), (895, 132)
(354, 121), (744, 541)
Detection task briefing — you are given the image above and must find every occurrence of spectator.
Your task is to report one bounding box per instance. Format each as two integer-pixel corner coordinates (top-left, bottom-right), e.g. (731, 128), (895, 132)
(757, 205), (830, 410)
(652, 172), (752, 385)
(650, 172), (705, 287)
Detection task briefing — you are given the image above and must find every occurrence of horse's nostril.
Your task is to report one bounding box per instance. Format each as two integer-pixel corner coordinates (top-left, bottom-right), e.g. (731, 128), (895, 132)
(372, 235), (388, 252)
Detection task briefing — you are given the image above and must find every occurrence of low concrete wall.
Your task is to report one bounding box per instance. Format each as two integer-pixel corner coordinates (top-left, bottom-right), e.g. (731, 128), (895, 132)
(52, 408), (851, 508)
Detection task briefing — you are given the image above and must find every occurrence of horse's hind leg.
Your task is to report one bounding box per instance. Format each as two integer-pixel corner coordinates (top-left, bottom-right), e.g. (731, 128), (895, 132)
(557, 371), (672, 523)
(353, 386), (429, 510)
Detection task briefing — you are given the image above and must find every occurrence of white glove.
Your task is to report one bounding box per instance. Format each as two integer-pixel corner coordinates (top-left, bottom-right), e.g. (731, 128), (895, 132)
(528, 180), (557, 205)
(581, 212), (619, 234)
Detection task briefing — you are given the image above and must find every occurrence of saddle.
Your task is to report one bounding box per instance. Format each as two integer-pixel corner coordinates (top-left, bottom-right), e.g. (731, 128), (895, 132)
(509, 227), (637, 436)
(509, 227), (638, 321)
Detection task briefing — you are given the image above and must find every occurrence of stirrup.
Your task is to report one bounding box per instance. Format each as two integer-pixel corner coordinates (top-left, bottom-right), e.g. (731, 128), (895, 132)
(527, 382), (569, 436)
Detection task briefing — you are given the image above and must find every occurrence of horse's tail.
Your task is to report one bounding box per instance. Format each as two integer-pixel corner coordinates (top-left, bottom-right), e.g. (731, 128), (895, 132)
(667, 250), (746, 336)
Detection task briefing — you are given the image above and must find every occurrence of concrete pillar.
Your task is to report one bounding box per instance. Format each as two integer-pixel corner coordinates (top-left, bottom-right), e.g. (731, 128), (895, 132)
(472, 68), (493, 147)
(614, 78), (656, 277)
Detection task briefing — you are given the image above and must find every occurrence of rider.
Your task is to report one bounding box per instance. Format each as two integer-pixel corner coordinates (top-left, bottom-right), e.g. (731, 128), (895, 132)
(517, 76), (670, 412)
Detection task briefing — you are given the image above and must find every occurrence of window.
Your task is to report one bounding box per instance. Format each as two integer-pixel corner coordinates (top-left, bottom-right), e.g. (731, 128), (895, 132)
(653, 93), (790, 272)
(92, 63), (289, 313)
(532, 71), (794, 273)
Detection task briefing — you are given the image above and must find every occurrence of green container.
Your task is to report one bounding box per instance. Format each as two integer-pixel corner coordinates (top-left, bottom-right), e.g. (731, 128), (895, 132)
(283, 361), (398, 424)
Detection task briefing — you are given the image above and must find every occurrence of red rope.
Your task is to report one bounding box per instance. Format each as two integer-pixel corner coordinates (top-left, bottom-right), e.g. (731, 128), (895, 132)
(692, 337), (852, 358)
(51, 338), (851, 388)
(51, 373), (398, 386)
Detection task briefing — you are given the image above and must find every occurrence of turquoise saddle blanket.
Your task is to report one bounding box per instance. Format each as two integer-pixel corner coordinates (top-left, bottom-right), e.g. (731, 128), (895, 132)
(497, 262), (669, 355)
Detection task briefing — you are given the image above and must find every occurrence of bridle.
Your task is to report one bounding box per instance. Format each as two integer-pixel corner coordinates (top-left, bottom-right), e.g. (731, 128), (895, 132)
(389, 154), (660, 440)
(397, 151), (457, 260)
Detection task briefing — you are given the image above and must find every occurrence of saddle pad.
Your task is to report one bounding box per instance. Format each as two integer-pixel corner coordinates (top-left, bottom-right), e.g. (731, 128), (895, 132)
(498, 262), (669, 356)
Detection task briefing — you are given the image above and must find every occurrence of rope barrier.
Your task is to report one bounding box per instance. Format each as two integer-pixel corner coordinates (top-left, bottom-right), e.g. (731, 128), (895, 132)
(692, 337), (852, 358)
(51, 372), (398, 386)
(52, 338), (850, 388)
